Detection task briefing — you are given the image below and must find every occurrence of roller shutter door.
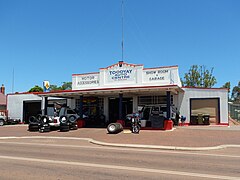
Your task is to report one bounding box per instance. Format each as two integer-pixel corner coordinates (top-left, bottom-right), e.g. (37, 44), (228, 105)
(190, 98), (219, 125)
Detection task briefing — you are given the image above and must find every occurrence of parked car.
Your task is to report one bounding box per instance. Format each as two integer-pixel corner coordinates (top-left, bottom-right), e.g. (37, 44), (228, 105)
(140, 105), (168, 120)
(125, 105), (170, 127)
(45, 107), (60, 129)
(41, 106), (79, 131)
(0, 115), (20, 126)
(0, 114), (6, 126)
(58, 107), (79, 131)
(35, 106), (64, 129)
(6, 118), (21, 125)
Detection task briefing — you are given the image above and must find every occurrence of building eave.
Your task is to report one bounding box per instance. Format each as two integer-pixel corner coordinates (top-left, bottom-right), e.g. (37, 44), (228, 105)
(37, 85), (183, 98)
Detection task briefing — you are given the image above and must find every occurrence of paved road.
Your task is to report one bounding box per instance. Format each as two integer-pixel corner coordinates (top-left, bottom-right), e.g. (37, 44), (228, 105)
(0, 137), (239, 180)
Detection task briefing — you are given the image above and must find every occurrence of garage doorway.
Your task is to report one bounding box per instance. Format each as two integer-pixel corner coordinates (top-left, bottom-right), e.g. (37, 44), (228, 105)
(190, 98), (220, 125)
(108, 97), (133, 123)
(23, 101), (41, 123)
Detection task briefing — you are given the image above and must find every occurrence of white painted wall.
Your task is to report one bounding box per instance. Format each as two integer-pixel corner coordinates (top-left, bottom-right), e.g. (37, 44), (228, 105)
(7, 94), (42, 122)
(8, 94), (67, 122)
(172, 94), (179, 110)
(179, 88), (228, 124)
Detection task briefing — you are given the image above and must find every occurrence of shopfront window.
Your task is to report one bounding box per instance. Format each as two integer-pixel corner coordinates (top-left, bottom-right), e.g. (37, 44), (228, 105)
(76, 97), (102, 116)
(138, 96), (167, 105)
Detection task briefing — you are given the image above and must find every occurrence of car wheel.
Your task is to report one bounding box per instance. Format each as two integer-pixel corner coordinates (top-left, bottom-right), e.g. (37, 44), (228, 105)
(0, 120), (4, 126)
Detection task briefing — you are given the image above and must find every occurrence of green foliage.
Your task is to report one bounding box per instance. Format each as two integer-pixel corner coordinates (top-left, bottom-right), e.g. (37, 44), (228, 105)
(182, 65), (217, 88)
(49, 85), (61, 91)
(28, 82), (72, 92)
(50, 82), (72, 91)
(61, 82), (72, 90)
(183, 65), (200, 87)
(231, 81), (240, 103)
(28, 85), (43, 92)
(221, 82), (231, 93)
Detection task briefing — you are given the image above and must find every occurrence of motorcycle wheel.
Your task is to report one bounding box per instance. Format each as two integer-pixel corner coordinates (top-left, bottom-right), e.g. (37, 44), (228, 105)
(132, 125), (140, 134)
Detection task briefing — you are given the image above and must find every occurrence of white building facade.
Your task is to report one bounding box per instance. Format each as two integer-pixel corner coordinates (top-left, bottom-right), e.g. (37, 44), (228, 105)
(41, 61), (228, 126)
(7, 62), (228, 126)
(7, 93), (42, 122)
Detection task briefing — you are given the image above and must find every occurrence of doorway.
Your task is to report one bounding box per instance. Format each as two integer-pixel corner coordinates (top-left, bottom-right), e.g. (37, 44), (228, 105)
(23, 101), (41, 123)
(108, 97), (133, 123)
(190, 98), (220, 125)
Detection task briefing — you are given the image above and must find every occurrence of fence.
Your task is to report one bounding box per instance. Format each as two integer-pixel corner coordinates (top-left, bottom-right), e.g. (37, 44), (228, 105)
(229, 103), (240, 121)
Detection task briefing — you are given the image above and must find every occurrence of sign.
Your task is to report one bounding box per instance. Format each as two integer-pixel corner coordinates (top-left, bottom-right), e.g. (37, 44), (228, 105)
(76, 74), (99, 87)
(43, 81), (50, 92)
(72, 62), (180, 90)
(143, 69), (170, 84)
(107, 66), (136, 83)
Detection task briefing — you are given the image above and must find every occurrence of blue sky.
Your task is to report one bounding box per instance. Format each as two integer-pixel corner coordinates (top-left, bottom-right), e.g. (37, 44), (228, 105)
(0, 0), (239, 93)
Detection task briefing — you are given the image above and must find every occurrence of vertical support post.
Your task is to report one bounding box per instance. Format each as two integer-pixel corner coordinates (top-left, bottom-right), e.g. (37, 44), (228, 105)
(103, 97), (109, 122)
(132, 96), (138, 113)
(44, 97), (48, 115)
(79, 95), (83, 119)
(119, 93), (123, 120)
(167, 91), (171, 119)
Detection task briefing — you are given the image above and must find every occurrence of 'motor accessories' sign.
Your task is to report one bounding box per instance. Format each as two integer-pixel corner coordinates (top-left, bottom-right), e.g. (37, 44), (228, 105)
(76, 74), (99, 87)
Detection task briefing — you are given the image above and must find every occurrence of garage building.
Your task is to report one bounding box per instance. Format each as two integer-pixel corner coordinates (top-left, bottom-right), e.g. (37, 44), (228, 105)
(33, 61), (228, 127)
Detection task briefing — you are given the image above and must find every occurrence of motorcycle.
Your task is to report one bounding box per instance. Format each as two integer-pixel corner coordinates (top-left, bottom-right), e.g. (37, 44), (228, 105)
(130, 113), (141, 134)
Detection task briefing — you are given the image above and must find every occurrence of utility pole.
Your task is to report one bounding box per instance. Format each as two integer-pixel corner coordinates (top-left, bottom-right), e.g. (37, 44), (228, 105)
(121, 0), (124, 62)
(12, 68), (14, 93)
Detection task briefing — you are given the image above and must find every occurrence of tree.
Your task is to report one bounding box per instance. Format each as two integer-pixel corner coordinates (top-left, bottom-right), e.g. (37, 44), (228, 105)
(221, 82), (231, 93)
(61, 82), (72, 90)
(182, 65), (217, 88)
(28, 85), (43, 92)
(49, 85), (60, 91)
(222, 82), (231, 100)
(50, 82), (72, 91)
(231, 81), (240, 103)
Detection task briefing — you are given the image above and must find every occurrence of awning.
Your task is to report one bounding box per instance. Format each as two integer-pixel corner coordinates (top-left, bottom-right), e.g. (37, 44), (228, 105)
(37, 85), (184, 98)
